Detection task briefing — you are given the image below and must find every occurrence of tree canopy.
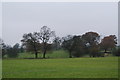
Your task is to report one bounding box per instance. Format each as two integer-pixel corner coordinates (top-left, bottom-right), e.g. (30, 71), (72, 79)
(21, 32), (39, 58)
(100, 35), (117, 53)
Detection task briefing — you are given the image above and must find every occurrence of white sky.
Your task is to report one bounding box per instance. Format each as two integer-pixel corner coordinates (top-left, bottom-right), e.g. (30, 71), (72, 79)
(0, 2), (2, 38)
(1, 0), (119, 2)
(1, 2), (118, 46)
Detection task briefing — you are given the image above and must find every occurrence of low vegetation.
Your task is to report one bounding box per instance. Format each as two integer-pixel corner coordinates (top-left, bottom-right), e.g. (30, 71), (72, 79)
(3, 57), (118, 78)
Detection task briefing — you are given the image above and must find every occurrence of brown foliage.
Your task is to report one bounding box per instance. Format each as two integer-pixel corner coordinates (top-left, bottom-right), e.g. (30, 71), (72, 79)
(100, 35), (117, 52)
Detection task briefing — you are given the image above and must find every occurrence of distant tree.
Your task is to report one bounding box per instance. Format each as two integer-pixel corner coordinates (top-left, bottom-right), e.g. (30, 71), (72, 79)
(7, 45), (19, 58)
(22, 40), (40, 53)
(100, 35), (117, 53)
(4, 45), (12, 57)
(13, 43), (20, 53)
(40, 43), (52, 54)
(19, 45), (24, 53)
(2, 43), (18, 58)
(21, 32), (39, 58)
(62, 35), (87, 58)
(89, 45), (100, 57)
(0, 39), (7, 57)
(38, 26), (55, 58)
(82, 32), (100, 57)
(72, 36), (86, 57)
(82, 32), (100, 46)
(0, 38), (2, 46)
(0, 39), (2, 57)
(112, 46), (120, 56)
(22, 41), (34, 52)
(62, 35), (73, 58)
(52, 37), (62, 50)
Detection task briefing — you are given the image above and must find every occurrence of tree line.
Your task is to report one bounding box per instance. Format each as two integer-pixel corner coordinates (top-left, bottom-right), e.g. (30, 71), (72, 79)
(1, 26), (120, 58)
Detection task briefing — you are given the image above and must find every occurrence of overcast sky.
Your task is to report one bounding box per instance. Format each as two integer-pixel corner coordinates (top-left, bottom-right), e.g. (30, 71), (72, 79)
(2, 2), (118, 46)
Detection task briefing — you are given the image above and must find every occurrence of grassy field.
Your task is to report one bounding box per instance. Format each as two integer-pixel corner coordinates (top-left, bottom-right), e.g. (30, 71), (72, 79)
(3, 50), (70, 59)
(0, 59), (2, 79)
(2, 57), (118, 78)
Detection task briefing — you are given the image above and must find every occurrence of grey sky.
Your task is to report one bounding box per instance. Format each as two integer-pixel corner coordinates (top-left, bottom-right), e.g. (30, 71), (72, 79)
(2, 2), (118, 46)
(0, 2), (2, 38)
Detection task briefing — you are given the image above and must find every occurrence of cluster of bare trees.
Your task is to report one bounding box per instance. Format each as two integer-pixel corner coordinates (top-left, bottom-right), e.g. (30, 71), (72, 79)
(1, 26), (119, 58)
(21, 26), (55, 58)
(20, 26), (118, 58)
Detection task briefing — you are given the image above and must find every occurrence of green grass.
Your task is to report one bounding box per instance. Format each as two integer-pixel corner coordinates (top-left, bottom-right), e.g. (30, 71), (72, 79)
(2, 57), (118, 78)
(0, 59), (2, 79)
(18, 50), (69, 59)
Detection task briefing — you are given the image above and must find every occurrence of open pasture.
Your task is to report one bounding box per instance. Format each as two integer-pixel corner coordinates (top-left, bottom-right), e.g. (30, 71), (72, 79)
(2, 57), (118, 78)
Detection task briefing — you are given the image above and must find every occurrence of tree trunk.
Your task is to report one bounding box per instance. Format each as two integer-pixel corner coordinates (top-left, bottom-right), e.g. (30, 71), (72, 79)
(43, 49), (46, 58)
(69, 51), (72, 58)
(104, 49), (107, 53)
(43, 43), (47, 58)
(35, 51), (38, 59)
(33, 42), (38, 59)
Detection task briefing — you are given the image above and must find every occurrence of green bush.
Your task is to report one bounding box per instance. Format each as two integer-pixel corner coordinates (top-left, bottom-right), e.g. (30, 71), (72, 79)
(7, 48), (19, 58)
(112, 47), (120, 56)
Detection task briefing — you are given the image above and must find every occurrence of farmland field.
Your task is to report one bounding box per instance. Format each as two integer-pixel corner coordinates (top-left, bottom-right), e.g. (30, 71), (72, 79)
(2, 57), (118, 78)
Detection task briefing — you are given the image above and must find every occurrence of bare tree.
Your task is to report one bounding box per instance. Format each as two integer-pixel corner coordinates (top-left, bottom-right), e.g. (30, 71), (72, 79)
(21, 32), (39, 58)
(38, 26), (55, 58)
(53, 37), (62, 50)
